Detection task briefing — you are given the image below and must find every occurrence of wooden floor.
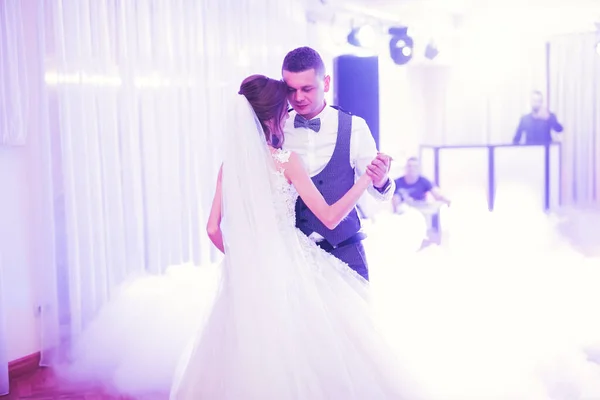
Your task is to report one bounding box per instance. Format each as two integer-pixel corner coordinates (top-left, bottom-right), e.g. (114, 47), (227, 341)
(5, 368), (161, 400)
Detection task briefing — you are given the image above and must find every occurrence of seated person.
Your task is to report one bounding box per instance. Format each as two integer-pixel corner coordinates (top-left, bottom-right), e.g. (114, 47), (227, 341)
(393, 157), (450, 213)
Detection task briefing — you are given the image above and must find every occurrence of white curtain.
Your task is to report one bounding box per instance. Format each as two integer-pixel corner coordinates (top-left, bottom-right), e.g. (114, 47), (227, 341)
(19, 0), (313, 369)
(0, 0), (27, 393)
(0, 0), (29, 146)
(549, 31), (600, 205)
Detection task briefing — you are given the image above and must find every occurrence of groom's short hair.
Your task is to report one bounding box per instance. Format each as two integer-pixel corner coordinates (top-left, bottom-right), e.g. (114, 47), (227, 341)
(282, 47), (325, 77)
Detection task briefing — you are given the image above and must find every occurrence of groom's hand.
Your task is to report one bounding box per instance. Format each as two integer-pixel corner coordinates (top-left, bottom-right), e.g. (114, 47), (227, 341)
(366, 153), (392, 188)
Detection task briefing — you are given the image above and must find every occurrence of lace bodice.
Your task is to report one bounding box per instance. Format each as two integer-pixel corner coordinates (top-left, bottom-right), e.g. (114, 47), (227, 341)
(269, 148), (363, 279)
(270, 149), (299, 227)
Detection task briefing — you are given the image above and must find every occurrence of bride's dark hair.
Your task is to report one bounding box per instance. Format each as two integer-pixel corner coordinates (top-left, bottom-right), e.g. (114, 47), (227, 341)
(239, 75), (288, 148)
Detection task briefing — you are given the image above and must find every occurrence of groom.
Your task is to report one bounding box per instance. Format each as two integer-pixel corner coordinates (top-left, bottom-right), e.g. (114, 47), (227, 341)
(282, 46), (394, 281)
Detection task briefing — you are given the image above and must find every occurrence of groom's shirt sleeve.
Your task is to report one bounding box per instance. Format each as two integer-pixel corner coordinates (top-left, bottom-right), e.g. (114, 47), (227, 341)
(350, 116), (395, 201)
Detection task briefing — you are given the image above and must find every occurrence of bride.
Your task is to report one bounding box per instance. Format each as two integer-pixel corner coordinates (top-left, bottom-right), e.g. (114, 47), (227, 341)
(168, 75), (421, 398)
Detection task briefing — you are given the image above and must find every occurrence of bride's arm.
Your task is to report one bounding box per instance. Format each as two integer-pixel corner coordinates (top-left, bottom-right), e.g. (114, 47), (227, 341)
(283, 152), (372, 230)
(206, 165), (225, 253)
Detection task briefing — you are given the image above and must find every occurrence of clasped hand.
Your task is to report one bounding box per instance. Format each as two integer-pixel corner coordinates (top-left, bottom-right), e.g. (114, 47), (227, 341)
(365, 152), (392, 188)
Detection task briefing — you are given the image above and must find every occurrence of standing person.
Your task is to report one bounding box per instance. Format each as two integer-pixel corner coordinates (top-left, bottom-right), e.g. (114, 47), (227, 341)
(513, 90), (563, 145)
(282, 46), (394, 280)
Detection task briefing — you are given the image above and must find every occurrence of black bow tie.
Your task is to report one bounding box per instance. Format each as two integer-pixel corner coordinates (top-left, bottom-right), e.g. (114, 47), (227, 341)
(294, 114), (321, 132)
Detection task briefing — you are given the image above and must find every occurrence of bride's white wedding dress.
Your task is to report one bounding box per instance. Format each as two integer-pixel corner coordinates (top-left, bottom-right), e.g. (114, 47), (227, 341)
(168, 148), (422, 399)
(60, 146), (425, 399)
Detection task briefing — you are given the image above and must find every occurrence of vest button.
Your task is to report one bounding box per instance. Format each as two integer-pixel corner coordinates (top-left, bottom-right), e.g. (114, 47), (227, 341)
(302, 205), (307, 211)
(318, 180), (323, 185)
(299, 218), (308, 223)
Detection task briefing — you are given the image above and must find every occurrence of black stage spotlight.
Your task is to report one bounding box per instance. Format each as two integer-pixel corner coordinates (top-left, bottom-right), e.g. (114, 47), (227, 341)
(388, 26), (414, 65)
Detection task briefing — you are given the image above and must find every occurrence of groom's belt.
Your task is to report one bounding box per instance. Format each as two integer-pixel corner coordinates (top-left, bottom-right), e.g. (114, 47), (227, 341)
(316, 232), (366, 252)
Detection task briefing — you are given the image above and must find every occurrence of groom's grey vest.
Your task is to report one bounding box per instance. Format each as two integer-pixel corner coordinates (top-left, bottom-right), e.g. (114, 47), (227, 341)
(295, 109), (361, 247)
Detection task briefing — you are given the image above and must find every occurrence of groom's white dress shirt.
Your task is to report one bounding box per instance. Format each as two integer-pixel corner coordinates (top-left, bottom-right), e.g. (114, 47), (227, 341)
(283, 104), (394, 202)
